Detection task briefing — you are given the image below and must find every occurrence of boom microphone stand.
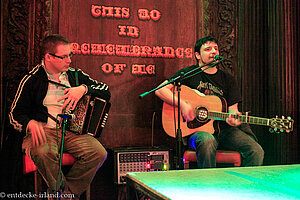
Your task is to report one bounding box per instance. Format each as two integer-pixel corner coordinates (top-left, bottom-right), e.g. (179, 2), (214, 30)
(139, 56), (224, 170)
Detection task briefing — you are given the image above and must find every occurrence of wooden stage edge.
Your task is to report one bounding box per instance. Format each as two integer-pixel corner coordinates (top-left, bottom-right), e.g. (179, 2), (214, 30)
(126, 164), (300, 200)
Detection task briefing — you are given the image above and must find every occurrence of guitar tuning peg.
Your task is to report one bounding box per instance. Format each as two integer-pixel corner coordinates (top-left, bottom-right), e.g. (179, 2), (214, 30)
(282, 116), (285, 119)
(276, 115), (278, 119)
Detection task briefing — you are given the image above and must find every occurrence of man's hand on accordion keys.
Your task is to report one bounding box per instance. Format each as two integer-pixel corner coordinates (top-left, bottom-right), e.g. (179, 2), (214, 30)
(58, 85), (87, 111)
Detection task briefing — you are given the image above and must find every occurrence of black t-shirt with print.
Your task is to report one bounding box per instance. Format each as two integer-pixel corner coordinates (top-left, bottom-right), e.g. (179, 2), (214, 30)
(169, 65), (242, 107)
(167, 65), (258, 139)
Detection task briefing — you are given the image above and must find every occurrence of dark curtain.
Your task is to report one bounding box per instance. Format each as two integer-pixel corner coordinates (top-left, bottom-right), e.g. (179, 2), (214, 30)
(238, 0), (299, 165)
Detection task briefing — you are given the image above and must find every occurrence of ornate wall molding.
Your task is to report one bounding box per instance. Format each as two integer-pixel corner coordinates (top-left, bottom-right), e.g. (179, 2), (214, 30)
(28, 0), (53, 68)
(1, 0), (52, 117)
(215, 0), (237, 73)
(198, 0), (237, 74)
(5, 0), (30, 102)
(199, 0), (212, 37)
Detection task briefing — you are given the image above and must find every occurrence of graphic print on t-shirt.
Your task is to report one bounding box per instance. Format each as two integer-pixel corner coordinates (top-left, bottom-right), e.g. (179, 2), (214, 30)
(196, 80), (223, 96)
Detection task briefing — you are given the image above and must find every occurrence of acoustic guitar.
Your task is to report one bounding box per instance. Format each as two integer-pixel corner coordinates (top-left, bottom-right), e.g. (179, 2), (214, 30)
(162, 85), (294, 138)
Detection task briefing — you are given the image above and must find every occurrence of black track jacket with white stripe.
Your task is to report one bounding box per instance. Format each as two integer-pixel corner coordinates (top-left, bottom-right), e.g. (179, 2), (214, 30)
(9, 63), (111, 135)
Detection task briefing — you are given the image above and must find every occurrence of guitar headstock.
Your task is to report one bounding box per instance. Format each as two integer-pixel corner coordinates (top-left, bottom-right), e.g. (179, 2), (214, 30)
(269, 116), (294, 133)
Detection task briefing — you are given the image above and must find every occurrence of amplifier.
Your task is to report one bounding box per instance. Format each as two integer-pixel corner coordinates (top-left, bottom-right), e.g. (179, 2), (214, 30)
(112, 147), (171, 184)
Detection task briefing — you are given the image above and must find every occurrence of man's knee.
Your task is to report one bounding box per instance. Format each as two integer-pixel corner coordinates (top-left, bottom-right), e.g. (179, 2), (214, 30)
(253, 145), (264, 161)
(195, 132), (217, 148)
(96, 146), (107, 163)
(187, 132), (217, 154)
(94, 145), (107, 169)
(28, 143), (58, 162)
(29, 143), (49, 157)
(247, 144), (264, 166)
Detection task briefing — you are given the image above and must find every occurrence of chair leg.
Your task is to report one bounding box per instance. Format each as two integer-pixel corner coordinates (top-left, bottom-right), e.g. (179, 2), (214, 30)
(34, 171), (43, 200)
(184, 161), (190, 169)
(85, 185), (90, 200)
(33, 170), (91, 200)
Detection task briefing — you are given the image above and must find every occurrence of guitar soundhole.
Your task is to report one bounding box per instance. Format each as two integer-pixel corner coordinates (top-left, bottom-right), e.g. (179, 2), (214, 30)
(187, 107), (210, 129)
(196, 107), (208, 121)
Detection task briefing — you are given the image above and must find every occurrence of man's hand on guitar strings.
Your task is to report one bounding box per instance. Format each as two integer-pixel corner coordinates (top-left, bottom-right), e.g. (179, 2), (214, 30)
(180, 101), (196, 122)
(226, 112), (242, 127)
(58, 85), (87, 111)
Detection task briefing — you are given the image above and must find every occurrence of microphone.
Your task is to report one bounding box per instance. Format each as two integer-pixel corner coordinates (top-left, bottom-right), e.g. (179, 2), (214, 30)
(58, 113), (76, 121)
(214, 55), (224, 60)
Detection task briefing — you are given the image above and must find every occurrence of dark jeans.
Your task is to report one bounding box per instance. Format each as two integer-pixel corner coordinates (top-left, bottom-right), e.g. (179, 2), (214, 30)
(187, 124), (264, 168)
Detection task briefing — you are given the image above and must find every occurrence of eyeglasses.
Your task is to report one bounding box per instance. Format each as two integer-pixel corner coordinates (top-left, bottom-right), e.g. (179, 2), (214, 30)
(49, 52), (73, 60)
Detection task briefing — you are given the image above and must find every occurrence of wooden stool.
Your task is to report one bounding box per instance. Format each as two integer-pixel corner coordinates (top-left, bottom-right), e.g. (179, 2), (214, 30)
(183, 150), (241, 169)
(23, 153), (90, 200)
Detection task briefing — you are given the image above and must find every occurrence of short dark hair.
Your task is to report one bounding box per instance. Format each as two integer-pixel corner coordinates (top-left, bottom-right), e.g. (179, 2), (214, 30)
(194, 36), (218, 53)
(41, 34), (70, 58)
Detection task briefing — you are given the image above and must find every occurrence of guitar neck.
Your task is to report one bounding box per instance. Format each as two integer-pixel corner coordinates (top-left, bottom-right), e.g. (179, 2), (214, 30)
(208, 111), (270, 126)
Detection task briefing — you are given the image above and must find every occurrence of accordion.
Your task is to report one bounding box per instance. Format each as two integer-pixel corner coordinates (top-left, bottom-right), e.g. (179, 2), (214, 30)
(66, 95), (111, 137)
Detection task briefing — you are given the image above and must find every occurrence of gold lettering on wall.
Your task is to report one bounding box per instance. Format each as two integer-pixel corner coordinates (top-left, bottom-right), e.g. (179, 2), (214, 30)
(118, 25), (140, 38)
(86, 4), (192, 76)
(91, 5), (130, 19)
(72, 42), (193, 59)
(138, 9), (161, 21)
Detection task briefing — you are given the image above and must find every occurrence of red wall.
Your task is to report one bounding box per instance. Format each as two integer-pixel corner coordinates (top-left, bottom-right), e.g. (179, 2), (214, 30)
(55, 0), (199, 148)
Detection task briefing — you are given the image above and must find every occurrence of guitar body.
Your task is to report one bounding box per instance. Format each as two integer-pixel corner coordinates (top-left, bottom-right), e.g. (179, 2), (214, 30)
(162, 85), (227, 138)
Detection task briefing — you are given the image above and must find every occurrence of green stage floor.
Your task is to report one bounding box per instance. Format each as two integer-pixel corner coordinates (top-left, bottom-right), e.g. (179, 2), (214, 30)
(127, 164), (300, 200)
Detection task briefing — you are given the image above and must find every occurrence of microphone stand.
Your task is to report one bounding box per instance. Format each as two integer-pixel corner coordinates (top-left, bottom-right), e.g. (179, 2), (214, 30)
(56, 114), (73, 198)
(139, 57), (224, 170)
(175, 79), (184, 170)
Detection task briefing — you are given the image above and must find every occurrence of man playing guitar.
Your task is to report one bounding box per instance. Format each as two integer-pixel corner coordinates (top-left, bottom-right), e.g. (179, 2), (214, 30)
(155, 36), (264, 168)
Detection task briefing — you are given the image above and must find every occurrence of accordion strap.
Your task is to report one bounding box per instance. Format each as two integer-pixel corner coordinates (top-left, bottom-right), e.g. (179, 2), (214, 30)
(42, 109), (59, 124)
(29, 72), (70, 88)
(75, 69), (79, 86)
